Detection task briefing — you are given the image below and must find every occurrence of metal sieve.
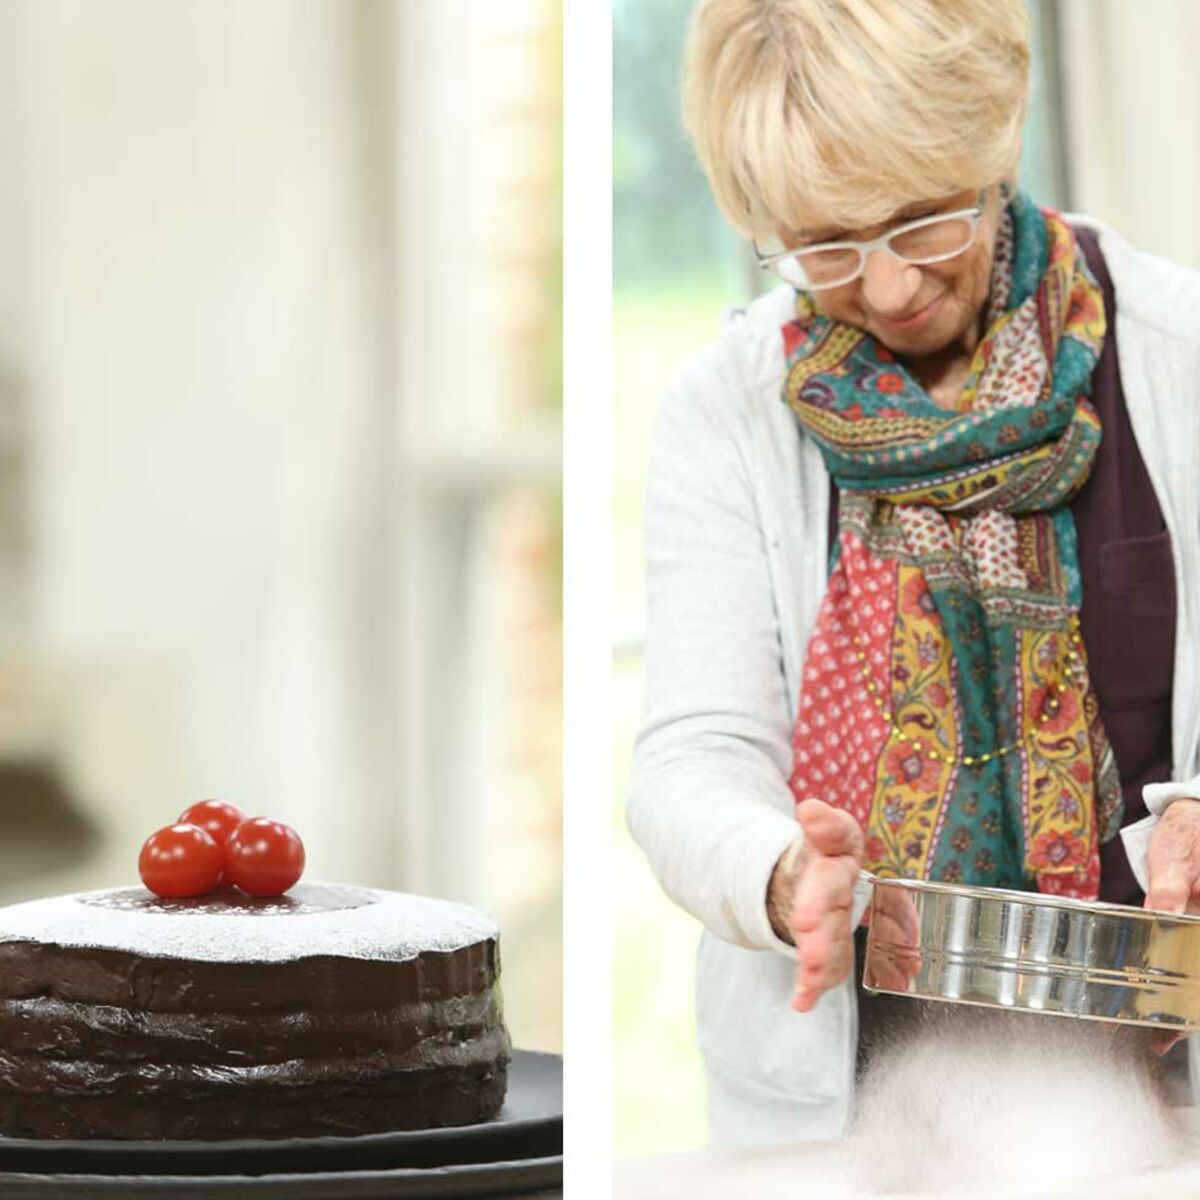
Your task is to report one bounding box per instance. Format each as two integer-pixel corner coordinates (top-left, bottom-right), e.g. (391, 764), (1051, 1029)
(862, 873), (1200, 1030)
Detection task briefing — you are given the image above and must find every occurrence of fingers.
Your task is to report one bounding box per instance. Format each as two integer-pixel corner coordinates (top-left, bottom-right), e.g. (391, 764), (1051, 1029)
(1145, 865), (1191, 916)
(796, 798), (864, 863)
(1145, 809), (1200, 914)
(785, 801), (863, 1012)
(790, 852), (857, 936)
(873, 887), (920, 946)
(792, 906), (855, 1012)
(867, 889), (922, 990)
(864, 938), (914, 992)
(797, 902), (850, 974)
(793, 949), (853, 1011)
(789, 854), (857, 1012)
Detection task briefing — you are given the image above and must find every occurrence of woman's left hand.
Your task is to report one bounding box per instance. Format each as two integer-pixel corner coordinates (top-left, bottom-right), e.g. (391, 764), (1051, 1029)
(1144, 797), (1200, 915)
(1142, 797), (1200, 1054)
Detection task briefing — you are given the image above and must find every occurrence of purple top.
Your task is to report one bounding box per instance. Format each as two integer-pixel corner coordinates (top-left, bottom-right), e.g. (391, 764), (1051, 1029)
(1073, 227), (1176, 904)
(828, 226), (1176, 905)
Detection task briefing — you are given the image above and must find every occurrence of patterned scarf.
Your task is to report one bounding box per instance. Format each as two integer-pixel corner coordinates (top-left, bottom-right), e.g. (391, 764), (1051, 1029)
(784, 190), (1121, 899)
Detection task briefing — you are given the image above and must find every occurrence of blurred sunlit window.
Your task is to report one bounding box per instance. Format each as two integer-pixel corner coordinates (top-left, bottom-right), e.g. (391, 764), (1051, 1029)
(396, 0), (563, 1053)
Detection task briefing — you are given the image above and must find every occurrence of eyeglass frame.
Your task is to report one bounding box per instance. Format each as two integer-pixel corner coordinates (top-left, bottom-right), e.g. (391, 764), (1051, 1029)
(754, 189), (989, 291)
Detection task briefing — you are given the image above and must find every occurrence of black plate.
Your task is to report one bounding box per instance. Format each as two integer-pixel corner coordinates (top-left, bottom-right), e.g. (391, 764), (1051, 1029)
(0, 1051), (561, 1177)
(0, 1154), (562, 1198)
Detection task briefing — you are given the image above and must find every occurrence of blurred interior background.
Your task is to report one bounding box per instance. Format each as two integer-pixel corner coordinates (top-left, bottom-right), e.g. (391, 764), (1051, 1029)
(614, 0), (1200, 1157)
(0, 0), (561, 1053)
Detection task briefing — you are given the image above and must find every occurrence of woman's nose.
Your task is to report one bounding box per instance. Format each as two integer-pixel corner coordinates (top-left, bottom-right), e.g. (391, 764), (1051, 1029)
(860, 248), (923, 316)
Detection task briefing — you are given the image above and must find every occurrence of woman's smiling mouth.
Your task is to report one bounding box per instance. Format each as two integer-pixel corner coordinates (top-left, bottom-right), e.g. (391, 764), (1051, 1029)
(874, 292), (945, 332)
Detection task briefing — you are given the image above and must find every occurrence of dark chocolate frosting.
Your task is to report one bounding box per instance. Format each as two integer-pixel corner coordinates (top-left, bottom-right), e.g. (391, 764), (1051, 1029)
(0, 884), (510, 1140)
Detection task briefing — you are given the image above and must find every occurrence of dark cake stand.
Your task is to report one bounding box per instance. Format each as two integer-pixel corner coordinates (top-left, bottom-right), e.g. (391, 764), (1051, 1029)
(0, 1050), (561, 1198)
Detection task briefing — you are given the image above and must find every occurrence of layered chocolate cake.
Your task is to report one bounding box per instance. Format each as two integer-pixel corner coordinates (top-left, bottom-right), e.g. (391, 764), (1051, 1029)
(0, 883), (510, 1140)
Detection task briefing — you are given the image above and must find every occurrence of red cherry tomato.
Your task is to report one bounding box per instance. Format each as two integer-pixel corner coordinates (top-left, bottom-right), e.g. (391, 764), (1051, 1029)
(223, 818), (305, 897)
(139, 823), (224, 899)
(178, 799), (245, 846)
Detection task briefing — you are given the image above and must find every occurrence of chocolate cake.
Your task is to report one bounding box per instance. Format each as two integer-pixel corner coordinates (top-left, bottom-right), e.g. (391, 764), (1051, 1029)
(0, 883), (510, 1140)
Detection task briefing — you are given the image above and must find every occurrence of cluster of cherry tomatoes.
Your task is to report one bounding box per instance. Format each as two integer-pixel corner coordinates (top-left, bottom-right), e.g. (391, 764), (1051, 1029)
(138, 801), (305, 899)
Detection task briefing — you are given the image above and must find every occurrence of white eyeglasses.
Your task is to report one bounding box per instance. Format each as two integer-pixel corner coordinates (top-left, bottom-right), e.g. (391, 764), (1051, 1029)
(756, 192), (988, 291)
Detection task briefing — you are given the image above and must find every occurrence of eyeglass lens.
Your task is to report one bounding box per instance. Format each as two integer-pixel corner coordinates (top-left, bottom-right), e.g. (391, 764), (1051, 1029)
(794, 214), (976, 287)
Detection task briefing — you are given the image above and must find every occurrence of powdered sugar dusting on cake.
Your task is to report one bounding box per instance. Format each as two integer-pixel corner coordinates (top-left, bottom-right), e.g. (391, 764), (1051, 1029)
(80, 884), (374, 918)
(0, 883), (498, 964)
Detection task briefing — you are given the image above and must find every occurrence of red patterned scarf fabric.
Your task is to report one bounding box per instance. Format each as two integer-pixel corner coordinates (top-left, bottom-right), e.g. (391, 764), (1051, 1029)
(784, 194), (1121, 899)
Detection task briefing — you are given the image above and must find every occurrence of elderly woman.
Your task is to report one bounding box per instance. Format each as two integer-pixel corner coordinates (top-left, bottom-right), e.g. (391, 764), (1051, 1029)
(627, 0), (1200, 1148)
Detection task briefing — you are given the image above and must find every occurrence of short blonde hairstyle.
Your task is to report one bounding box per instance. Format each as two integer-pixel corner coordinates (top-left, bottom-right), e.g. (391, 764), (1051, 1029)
(682, 0), (1031, 239)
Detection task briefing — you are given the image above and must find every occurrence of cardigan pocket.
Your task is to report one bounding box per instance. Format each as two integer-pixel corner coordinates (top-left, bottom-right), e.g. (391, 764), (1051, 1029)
(695, 932), (847, 1106)
(1092, 531), (1176, 710)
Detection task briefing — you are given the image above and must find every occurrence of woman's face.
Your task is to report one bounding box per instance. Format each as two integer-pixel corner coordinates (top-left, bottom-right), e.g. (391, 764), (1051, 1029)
(780, 186), (1003, 361)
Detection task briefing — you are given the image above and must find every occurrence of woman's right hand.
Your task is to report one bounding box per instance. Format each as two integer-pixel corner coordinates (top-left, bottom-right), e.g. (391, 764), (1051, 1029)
(768, 798), (864, 1013)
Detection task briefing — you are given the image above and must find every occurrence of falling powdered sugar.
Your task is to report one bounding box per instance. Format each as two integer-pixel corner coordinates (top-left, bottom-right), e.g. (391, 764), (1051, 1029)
(846, 1006), (1188, 1198)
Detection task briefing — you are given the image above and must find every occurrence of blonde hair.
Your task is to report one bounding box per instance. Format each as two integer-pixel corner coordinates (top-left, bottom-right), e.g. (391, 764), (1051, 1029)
(682, 0), (1031, 239)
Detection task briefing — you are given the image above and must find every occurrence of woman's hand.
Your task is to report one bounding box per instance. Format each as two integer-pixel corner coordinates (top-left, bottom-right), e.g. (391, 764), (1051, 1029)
(768, 798), (864, 1013)
(1145, 796), (1200, 914)
(1143, 797), (1200, 1055)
